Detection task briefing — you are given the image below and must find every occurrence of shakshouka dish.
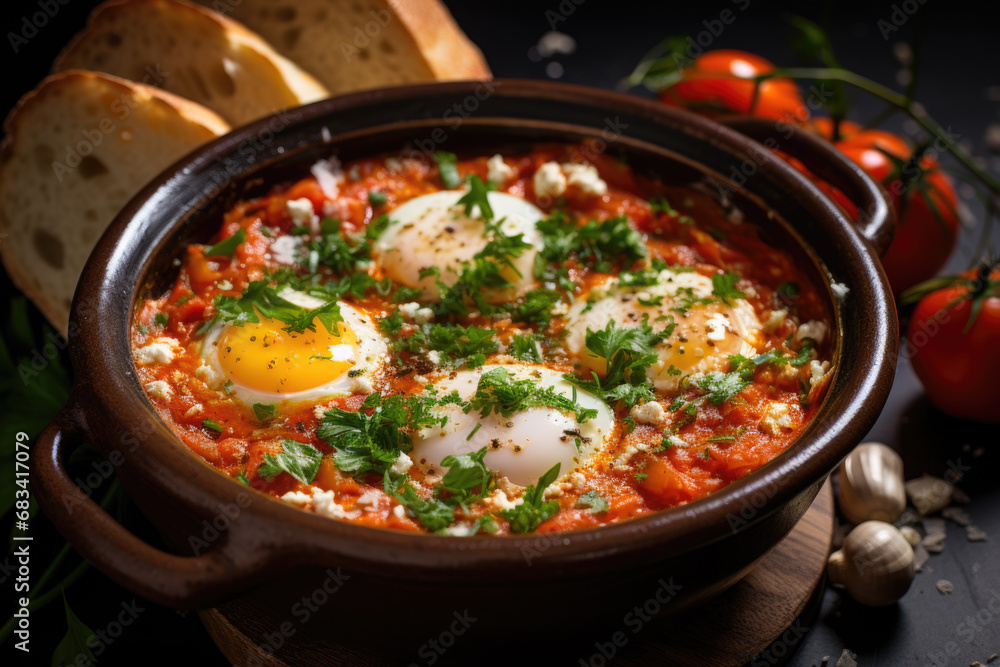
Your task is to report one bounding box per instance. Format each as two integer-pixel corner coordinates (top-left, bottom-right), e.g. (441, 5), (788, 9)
(132, 144), (837, 536)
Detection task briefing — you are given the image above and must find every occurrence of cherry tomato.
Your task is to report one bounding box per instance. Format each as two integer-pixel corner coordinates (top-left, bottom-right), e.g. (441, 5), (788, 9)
(811, 118), (960, 293)
(906, 267), (1000, 423)
(660, 50), (807, 123)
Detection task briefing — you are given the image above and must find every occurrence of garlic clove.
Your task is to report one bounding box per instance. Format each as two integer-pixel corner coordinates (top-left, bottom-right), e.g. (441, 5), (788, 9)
(828, 520), (915, 606)
(904, 474), (953, 516)
(838, 442), (906, 524)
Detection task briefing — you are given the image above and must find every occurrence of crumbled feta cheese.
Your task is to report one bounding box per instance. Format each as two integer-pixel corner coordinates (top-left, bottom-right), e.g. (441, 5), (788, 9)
(195, 362), (223, 387)
(312, 490), (359, 519)
(631, 401), (666, 425)
(763, 309), (787, 333)
(184, 404), (203, 417)
(489, 490), (523, 511)
(280, 491), (312, 507)
(390, 452), (413, 476)
(350, 375), (374, 394)
(614, 444), (639, 469)
(392, 504), (406, 519)
(568, 472), (586, 490)
(135, 338), (179, 365)
(144, 380), (172, 399)
(533, 161), (567, 198)
(760, 402), (793, 435)
(561, 162), (607, 196)
(269, 235), (303, 265)
(385, 157), (402, 173)
(286, 197), (319, 232)
(426, 350), (442, 366)
(398, 302), (420, 319)
(550, 300), (569, 316)
(413, 375), (429, 385)
(543, 483), (564, 499)
(831, 282), (850, 299)
(487, 154), (514, 185)
(796, 320), (828, 344)
(310, 157), (344, 199)
(413, 307), (434, 325)
(809, 360), (831, 386)
(705, 313), (730, 341)
(356, 490), (380, 508)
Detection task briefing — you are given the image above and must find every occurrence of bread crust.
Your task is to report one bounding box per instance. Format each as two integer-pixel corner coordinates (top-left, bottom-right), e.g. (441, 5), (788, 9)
(0, 70), (229, 335)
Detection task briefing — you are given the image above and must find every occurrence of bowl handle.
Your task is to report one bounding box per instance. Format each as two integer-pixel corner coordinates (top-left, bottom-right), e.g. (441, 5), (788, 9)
(32, 405), (269, 608)
(721, 117), (897, 257)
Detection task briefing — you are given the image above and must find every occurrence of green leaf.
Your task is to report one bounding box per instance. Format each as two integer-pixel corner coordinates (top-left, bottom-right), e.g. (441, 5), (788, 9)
(257, 440), (323, 484)
(252, 403), (276, 421)
(51, 592), (97, 667)
(202, 419), (223, 432)
(456, 175), (494, 221)
(711, 272), (745, 304)
(383, 473), (455, 531)
(508, 333), (544, 362)
(433, 151), (461, 189)
(471, 367), (597, 423)
(368, 190), (387, 207)
(204, 228), (246, 257)
(440, 447), (493, 504)
(576, 491), (609, 514)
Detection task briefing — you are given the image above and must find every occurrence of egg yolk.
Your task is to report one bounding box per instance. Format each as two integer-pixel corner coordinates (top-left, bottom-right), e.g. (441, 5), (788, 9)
(217, 317), (359, 394)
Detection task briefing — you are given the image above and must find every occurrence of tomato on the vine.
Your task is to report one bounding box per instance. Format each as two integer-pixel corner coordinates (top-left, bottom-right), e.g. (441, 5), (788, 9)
(906, 266), (1000, 423)
(659, 50), (807, 123)
(810, 118), (960, 293)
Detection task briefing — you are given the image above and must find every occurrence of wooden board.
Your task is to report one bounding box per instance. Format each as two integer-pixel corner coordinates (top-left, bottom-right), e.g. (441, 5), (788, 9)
(201, 480), (835, 667)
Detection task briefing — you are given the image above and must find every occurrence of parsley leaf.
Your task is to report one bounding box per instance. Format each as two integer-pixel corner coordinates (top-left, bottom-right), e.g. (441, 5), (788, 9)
(252, 403), (276, 421)
(368, 190), (387, 207)
(575, 490), (609, 513)
(439, 447), (493, 504)
(257, 440), (323, 484)
(535, 214), (648, 288)
(199, 279), (343, 336)
(433, 151), (461, 189)
(501, 463), (561, 533)
(711, 272), (745, 304)
(565, 316), (673, 408)
(508, 333), (545, 362)
(456, 175), (494, 221)
(383, 474), (456, 531)
(204, 228), (246, 257)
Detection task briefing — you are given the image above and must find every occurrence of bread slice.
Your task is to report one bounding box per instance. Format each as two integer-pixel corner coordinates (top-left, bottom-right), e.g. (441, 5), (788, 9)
(53, 0), (329, 127)
(193, 0), (491, 95)
(0, 70), (230, 335)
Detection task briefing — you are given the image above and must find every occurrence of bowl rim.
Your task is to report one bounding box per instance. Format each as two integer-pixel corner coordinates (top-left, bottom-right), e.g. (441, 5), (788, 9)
(67, 79), (897, 581)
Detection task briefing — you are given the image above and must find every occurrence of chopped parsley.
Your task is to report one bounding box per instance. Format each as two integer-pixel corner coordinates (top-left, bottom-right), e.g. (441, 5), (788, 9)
(509, 289), (562, 326)
(777, 281), (800, 300)
(508, 333), (545, 362)
(576, 490), (609, 513)
(565, 316), (673, 408)
(535, 213), (647, 289)
(198, 279), (343, 336)
(501, 463), (561, 533)
(470, 367), (598, 423)
(175, 294), (195, 306)
(257, 440), (323, 484)
(204, 228), (246, 257)
(368, 190), (387, 207)
(154, 312), (169, 326)
(711, 272), (745, 304)
(650, 197), (677, 215)
(397, 322), (499, 369)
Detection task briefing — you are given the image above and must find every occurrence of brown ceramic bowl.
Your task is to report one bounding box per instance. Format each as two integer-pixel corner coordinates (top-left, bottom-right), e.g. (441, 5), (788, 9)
(32, 80), (896, 655)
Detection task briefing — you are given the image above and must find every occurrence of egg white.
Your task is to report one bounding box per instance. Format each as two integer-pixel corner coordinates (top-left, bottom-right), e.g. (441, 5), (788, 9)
(564, 268), (763, 390)
(198, 289), (388, 405)
(409, 364), (614, 487)
(373, 189), (544, 302)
